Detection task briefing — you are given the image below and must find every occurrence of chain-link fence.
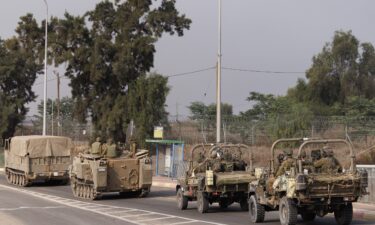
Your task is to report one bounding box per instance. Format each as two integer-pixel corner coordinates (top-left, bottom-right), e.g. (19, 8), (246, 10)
(165, 115), (375, 149)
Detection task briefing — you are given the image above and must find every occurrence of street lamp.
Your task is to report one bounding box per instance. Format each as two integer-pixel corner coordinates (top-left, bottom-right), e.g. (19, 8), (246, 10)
(42, 0), (48, 136)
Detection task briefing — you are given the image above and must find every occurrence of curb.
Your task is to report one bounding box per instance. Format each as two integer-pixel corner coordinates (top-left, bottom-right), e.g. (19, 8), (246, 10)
(353, 209), (375, 221)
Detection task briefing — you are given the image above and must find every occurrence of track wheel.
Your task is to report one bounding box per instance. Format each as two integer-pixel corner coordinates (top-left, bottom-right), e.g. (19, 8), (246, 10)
(279, 196), (297, 225)
(197, 191), (209, 214)
(177, 188), (188, 210)
(334, 203), (353, 225)
(249, 195), (265, 223)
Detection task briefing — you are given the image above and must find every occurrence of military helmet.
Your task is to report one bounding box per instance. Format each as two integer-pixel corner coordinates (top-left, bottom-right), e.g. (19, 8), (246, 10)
(283, 149), (293, 156)
(96, 137), (101, 142)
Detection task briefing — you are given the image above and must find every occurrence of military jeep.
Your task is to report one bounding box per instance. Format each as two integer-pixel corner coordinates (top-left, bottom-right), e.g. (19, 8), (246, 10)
(248, 138), (368, 225)
(176, 143), (256, 213)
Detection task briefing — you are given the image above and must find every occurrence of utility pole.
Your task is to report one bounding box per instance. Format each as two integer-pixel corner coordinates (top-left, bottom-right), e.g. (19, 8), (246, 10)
(54, 71), (61, 136)
(216, 0), (222, 143)
(42, 0), (48, 136)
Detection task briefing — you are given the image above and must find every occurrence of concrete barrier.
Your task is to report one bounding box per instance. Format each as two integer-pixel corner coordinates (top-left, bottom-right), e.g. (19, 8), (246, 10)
(357, 165), (375, 204)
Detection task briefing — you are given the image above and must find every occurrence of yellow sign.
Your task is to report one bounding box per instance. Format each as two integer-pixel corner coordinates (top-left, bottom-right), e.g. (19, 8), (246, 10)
(153, 126), (163, 139)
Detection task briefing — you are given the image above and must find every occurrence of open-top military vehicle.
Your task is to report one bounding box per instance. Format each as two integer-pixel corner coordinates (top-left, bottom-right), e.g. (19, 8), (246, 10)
(176, 143), (256, 213)
(69, 142), (152, 200)
(248, 138), (368, 225)
(4, 136), (72, 186)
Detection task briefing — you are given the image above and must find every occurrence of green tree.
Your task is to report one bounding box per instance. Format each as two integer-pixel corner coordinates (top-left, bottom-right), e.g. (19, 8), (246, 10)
(0, 14), (43, 139)
(48, 1), (191, 143)
(188, 101), (233, 120)
(288, 31), (375, 114)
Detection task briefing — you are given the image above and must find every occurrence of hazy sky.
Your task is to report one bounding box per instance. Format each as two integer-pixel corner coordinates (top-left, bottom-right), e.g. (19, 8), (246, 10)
(1, 0), (375, 117)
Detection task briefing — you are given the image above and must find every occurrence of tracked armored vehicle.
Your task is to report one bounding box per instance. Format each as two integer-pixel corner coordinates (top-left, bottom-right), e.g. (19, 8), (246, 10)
(176, 143), (256, 213)
(69, 143), (152, 200)
(248, 138), (368, 225)
(4, 136), (72, 186)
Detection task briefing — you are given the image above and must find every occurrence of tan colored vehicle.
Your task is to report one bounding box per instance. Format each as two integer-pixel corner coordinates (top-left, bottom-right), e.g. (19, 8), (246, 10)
(69, 146), (152, 200)
(176, 143), (256, 213)
(4, 136), (72, 186)
(248, 138), (368, 225)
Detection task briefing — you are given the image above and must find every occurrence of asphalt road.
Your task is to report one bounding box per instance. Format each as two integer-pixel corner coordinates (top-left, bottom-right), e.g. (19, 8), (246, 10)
(0, 175), (373, 225)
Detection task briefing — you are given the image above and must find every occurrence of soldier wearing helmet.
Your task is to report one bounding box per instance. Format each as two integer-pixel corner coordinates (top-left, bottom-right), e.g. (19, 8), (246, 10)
(91, 137), (102, 155)
(314, 146), (342, 173)
(301, 150), (314, 173)
(275, 149), (296, 177)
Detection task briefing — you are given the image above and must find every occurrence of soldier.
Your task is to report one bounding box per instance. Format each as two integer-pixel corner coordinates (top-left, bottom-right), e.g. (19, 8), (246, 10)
(105, 138), (117, 158)
(301, 150), (314, 173)
(314, 147), (342, 173)
(274, 152), (285, 172)
(91, 137), (102, 155)
(275, 149), (295, 177)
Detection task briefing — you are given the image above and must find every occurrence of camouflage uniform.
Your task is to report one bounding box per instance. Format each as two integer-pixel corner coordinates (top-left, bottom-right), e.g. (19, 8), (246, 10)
(91, 137), (102, 155)
(276, 149), (295, 177)
(301, 151), (314, 173)
(314, 148), (341, 173)
(106, 139), (117, 158)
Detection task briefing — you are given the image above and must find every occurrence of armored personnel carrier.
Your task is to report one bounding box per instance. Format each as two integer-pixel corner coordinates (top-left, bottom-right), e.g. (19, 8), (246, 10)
(4, 136), (72, 186)
(69, 143), (152, 200)
(176, 143), (256, 213)
(248, 138), (368, 225)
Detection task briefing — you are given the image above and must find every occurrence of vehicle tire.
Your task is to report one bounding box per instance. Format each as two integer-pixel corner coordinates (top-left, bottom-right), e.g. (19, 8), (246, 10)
(240, 198), (249, 211)
(138, 188), (149, 198)
(197, 192), (209, 213)
(279, 197), (297, 225)
(219, 198), (229, 209)
(301, 211), (316, 221)
(177, 189), (188, 210)
(249, 195), (265, 223)
(334, 203), (353, 225)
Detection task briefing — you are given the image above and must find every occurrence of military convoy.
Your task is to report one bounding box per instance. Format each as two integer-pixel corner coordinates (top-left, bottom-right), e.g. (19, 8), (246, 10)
(247, 138), (368, 225)
(4, 136), (72, 186)
(176, 143), (256, 213)
(69, 141), (152, 200)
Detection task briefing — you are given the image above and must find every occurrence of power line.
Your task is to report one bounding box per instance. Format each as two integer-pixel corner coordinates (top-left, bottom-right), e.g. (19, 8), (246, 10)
(167, 66), (216, 78)
(222, 67), (305, 74)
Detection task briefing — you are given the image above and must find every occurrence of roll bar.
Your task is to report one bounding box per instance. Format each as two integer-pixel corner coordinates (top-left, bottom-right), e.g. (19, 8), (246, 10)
(189, 143), (254, 172)
(296, 139), (355, 173)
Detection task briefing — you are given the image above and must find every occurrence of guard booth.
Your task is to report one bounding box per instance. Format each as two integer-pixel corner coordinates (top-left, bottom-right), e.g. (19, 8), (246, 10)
(145, 139), (184, 178)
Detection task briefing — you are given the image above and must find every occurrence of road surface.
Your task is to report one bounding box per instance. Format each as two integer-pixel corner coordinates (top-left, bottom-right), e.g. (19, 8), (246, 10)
(0, 175), (373, 225)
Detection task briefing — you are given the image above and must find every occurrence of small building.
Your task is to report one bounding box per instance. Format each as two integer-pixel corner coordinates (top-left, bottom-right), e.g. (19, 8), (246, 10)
(145, 139), (184, 178)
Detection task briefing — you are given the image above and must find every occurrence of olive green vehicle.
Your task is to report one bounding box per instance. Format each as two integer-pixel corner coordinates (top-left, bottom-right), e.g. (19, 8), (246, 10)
(69, 144), (152, 200)
(248, 138), (368, 225)
(4, 136), (72, 186)
(176, 143), (256, 213)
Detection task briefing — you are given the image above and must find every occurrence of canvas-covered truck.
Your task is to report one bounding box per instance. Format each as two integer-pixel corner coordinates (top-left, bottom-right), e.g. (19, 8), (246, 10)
(4, 136), (73, 186)
(176, 143), (257, 213)
(248, 138), (368, 225)
(69, 145), (152, 200)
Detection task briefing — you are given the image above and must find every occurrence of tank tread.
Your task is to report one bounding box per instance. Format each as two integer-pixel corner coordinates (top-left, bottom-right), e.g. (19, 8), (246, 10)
(5, 168), (31, 187)
(70, 176), (100, 200)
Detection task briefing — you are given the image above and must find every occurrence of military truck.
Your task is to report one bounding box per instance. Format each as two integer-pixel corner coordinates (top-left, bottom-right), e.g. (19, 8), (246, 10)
(4, 136), (72, 186)
(69, 143), (152, 200)
(248, 138), (368, 225)
(176, 143), (256, 213)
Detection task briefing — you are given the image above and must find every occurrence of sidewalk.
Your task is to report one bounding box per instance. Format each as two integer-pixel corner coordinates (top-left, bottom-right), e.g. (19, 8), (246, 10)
(152, 176), (177, 189)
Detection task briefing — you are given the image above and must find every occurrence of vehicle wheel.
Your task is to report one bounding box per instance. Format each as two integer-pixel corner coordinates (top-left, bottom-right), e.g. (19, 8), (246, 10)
(249, 195), (265, 223)
(59, 179), (69, 186)
(301, 211), (316, 221)
(177, 189), (188, 210)
(334, 203), (353, 225)
(240, 198), (249, 211)
(197, 192), (209, 213)
(279, 197), (297, 225)
(219, 198), (229, 209)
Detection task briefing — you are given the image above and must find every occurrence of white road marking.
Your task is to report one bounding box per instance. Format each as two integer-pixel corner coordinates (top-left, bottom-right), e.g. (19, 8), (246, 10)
(0, 206), (65, 211)
(0, 184), (227, 225)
